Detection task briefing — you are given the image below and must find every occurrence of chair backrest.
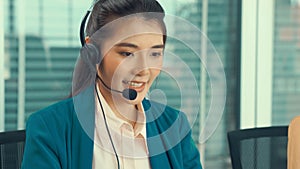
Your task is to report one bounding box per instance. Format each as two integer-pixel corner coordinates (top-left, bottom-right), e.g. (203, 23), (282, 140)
(0, 130), (26, 169)
(288, 116), (300, 169)
(227, 126), (288, 169)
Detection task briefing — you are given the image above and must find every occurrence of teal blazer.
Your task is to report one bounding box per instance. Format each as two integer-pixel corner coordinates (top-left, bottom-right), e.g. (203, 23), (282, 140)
(21, 98), (202, 169)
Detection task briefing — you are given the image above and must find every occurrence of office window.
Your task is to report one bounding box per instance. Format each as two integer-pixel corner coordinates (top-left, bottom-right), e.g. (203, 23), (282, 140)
(3, 0), (240, 168)
(4, 0), (89, 129)
(160, 0), (240, 168)
(272, 0), (300, 124)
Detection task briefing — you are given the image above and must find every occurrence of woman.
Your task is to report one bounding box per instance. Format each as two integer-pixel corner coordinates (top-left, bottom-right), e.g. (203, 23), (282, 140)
(21, 0), (202, 169)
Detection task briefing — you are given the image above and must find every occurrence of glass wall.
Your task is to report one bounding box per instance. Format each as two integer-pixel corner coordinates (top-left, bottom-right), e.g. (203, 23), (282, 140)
(2, 0), (241, 168)
(4, 0), (89, 130)
(272, 0), (300, 125)
(3, 0), (300, 168)
(238, 0), (300, 128)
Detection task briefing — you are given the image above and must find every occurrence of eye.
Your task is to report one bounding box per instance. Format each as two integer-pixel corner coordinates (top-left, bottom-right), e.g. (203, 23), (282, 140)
(119, 52), (134, 57)
(150, 51), (163, 57)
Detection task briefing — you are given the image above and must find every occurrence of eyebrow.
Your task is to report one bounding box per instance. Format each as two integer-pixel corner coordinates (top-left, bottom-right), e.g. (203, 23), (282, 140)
(115, 42), (164, 49)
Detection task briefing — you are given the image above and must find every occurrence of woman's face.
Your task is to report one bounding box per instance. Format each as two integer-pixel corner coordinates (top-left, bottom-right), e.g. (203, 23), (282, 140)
(98, 18), (164, 104)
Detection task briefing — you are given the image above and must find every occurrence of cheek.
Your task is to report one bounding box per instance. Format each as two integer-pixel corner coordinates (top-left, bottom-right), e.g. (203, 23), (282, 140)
(102, 55), (122, 77)
(150, 69), (161, 80)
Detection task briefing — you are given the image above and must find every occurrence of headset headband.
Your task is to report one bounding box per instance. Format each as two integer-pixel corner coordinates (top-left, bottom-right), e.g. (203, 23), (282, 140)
(80, 0), (98, 46)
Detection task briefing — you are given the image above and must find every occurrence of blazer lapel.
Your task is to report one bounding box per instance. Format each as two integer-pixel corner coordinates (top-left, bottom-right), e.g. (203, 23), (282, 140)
(143, 99), (172, 169)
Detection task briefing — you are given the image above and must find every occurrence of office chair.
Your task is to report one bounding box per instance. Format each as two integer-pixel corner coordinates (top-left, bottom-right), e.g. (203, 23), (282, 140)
(288, 116), (300, 169)
(227, 126), (288, 169)
(0, 130), (26, 169)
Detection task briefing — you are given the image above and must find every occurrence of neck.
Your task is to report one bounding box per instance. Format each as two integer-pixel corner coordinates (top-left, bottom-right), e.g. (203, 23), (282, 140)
(98, 83), (139, 127)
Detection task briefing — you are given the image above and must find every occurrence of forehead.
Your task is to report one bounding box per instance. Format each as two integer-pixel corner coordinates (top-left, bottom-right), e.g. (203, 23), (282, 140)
(101, 17), (164, 51)
(113, 17), (163, 37)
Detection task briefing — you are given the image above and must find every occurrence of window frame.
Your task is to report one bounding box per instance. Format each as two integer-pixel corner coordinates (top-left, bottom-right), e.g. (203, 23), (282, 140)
(240, 0), (274, 128)
(0, 0), (4, 131)
(17, 0), (26, 130)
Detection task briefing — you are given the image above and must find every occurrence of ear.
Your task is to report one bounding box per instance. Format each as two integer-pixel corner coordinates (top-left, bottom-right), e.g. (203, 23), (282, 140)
(85, 36), (90, 44)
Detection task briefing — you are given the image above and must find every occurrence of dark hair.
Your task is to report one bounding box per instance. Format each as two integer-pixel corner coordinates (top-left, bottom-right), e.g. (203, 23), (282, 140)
(86, 0), (166, 43)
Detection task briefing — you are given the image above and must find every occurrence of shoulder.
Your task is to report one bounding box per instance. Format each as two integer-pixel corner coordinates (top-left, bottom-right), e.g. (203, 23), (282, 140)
(27, 98), (75, 131)
(22, 98), (77, 168)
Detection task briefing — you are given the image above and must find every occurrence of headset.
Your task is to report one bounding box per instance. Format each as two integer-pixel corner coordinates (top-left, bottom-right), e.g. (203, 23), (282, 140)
(80, 2), (121, 168)
(80, 10), (91, 46)
(79, 2), (137, 169)
(79, 1), (137, 100)
(79, 0), (96, 47)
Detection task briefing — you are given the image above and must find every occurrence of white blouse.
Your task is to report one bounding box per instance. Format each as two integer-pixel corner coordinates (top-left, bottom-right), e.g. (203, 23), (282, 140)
(93, 87), (151, 169)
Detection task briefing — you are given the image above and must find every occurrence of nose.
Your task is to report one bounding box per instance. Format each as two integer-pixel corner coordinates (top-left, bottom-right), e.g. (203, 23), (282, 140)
(131, 51), (150, 76)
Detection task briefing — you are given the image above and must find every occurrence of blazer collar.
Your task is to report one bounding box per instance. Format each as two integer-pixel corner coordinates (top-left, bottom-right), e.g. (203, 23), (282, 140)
(143, 99), (172, 169)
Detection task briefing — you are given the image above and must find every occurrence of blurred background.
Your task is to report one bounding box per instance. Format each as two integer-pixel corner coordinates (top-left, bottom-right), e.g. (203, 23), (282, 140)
(1, 0), (300, 168)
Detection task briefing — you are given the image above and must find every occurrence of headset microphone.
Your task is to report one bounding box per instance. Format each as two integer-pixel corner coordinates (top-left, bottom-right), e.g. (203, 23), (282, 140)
(121, 88), (138, 101)
(96, 75), (137, 100)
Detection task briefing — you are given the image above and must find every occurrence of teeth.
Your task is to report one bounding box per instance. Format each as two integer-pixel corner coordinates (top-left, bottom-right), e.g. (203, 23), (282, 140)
(129, 82), (143, 87)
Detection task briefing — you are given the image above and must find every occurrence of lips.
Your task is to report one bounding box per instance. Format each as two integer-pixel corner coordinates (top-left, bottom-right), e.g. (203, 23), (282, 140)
(122, 80), (146, 92)
(128, 81), (143, 87)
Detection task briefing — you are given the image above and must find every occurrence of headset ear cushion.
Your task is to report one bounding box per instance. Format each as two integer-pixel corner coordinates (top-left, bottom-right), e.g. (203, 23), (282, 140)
(80, 43), (101, 73)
